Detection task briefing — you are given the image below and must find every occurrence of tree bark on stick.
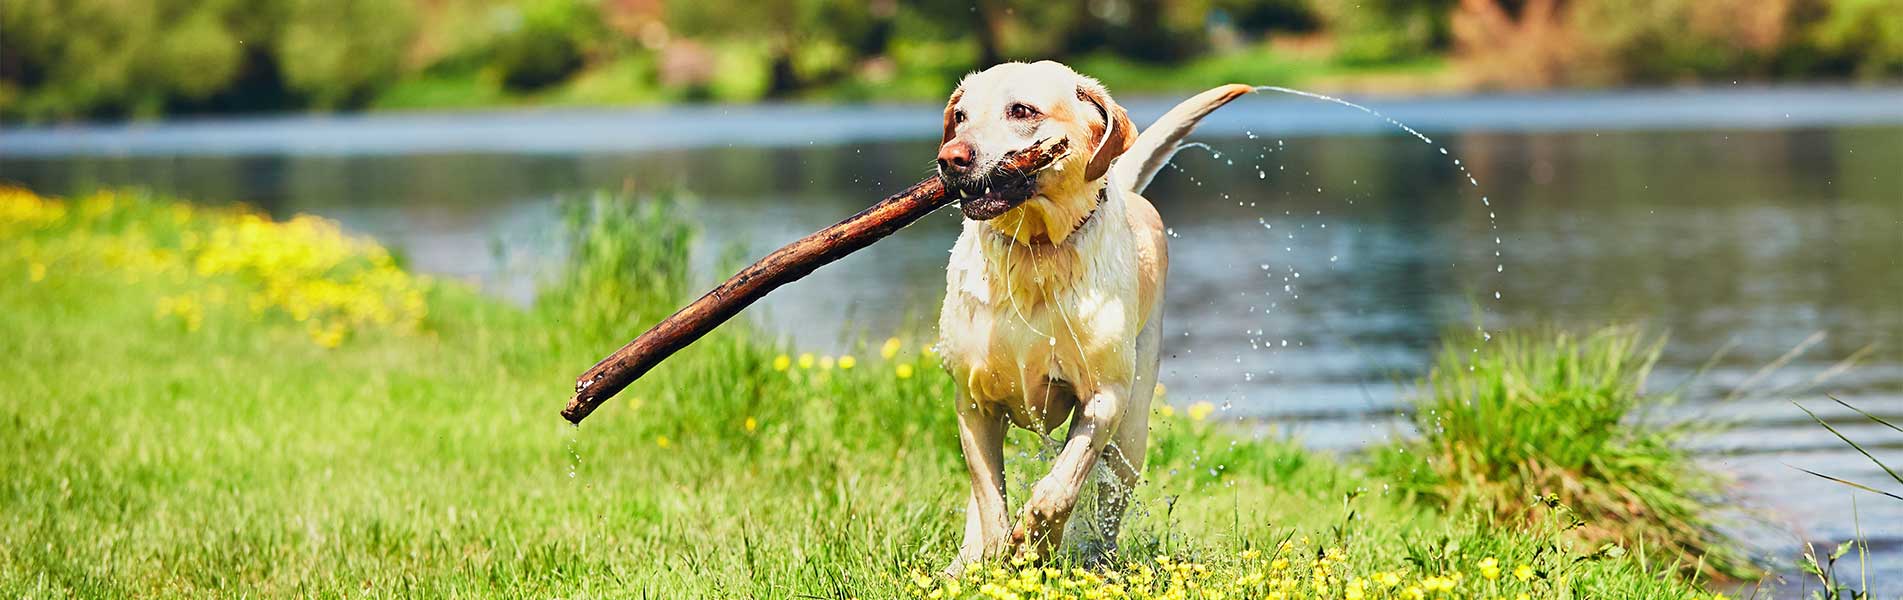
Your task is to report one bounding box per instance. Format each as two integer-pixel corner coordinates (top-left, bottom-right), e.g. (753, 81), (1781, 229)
(562, 138), (1070, 425)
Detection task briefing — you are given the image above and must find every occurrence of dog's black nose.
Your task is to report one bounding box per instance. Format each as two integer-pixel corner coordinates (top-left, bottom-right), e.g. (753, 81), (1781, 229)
(937, 141), (975, 173)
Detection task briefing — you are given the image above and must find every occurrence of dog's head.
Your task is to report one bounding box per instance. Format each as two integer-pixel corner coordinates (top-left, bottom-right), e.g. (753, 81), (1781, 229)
(937, 61), (1135, 225)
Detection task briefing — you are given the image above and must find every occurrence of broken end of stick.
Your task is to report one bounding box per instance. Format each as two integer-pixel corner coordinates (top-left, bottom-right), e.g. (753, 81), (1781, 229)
(564, 360), (622, 424)
(561, 393), (599, 425)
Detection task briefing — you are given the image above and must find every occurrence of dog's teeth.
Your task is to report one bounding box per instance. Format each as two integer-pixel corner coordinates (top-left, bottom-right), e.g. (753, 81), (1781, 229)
(983, 186), (991, 195)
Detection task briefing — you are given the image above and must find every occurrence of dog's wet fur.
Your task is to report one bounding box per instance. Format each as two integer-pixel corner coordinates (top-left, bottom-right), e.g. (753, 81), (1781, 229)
(930, 61), (1253, 574)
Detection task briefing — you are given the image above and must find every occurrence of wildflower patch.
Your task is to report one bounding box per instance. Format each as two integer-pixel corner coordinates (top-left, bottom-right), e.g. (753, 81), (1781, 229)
(1, 187), (428, 347)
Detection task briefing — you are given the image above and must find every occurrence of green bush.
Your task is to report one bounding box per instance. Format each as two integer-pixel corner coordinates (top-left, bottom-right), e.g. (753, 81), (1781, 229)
(1313, 0), (1454, 65)
(1569, 0), (1795, 81)
(1372, 327), (1744, 578)
(0, 0), (246, 120)
(483, 0), (608, 91)
(1804, 0), (1903, 78)
(275, 0), (419, 108)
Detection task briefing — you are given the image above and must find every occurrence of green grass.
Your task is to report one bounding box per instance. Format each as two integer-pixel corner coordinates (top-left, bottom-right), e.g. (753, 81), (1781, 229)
(0, 187), (1721, 598)
(369, 70), (516, 112)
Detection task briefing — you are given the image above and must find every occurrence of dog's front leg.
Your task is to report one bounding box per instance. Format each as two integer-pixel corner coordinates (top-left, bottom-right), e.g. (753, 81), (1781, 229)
(1011, 385), (1125, 557)
(947, 390), (1009, 575)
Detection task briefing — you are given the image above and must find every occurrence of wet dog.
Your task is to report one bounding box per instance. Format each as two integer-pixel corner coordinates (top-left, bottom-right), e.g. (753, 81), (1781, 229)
(933, 61), (1251, 572)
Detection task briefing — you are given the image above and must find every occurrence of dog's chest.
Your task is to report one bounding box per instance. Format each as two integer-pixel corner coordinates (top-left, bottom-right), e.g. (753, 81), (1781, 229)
(936, 220), (1140, 412)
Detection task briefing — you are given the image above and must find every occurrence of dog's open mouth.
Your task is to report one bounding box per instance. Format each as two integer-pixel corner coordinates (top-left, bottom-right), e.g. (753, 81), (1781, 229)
(942, 138), (1069, 221)
(952, 173), (1039, 221)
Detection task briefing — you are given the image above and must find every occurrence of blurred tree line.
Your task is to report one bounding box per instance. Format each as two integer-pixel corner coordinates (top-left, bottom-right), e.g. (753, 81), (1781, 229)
(3, 0), (1901, 122)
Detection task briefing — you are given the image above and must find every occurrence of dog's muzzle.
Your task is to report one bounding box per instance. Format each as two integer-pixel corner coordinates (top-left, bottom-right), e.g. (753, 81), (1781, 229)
(937, 137), (1070, 221)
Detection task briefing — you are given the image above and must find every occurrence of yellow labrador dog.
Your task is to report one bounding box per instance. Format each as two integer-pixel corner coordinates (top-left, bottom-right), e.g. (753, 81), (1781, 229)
(933, 61), (1250, 572)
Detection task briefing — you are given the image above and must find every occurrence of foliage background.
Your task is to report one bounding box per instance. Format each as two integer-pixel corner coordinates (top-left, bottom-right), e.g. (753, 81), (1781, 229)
(4, 0), (1902, 122)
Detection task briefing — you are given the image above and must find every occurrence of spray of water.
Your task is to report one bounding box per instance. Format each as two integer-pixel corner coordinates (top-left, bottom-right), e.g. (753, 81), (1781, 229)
(565, 425), (582, 479)
(1126, 85), (1510, 523)
(1251, 85), (1505, 318)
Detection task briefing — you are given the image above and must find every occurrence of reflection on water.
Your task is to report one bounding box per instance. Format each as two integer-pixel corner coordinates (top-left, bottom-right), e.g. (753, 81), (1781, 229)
(4, 121), (1901, 591)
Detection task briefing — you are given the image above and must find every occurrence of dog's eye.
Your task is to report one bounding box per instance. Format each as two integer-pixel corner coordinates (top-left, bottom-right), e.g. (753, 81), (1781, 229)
(1007, 103), (1040, 120)
(953, 110), (967, 124)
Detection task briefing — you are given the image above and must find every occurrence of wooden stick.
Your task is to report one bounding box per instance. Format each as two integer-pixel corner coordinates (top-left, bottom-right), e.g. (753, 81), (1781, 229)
(562, 137), (1071, 424)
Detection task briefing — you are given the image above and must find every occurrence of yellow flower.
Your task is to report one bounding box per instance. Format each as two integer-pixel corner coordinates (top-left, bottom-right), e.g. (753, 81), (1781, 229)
(1153, 382), (1167, 397)
(655, 435), (671, 449)
(838, 355), (857, 369)
(895, 364), (915, 379)
(1377, 572), (1402, 588)
(1157, 404), (1176, 418)
(1516, 595), (1530, 600)
(158, 294), (206, 332)
(797, 353), (815, 369)
(307, 322), (345, 348)
(819, 355), (835, 370)
(28, 263), (46, 282)
(1479, 557), (1500, 580)
(881, 337), (903, 359)
(773, 354), (791, 371)
(744, 417), (758, 433)
(1188, 401), (1215, 421)
(1513, 564), (1534, 582)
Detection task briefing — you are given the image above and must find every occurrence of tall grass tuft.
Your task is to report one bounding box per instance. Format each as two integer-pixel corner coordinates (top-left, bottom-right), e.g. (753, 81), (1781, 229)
(1374, 326), (1744, 578)
(538, 190), (696, 342)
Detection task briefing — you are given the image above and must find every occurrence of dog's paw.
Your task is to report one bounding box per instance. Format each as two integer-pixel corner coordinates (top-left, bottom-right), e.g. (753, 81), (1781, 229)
(1011, 508), (1065, 558)
(1021, 478), (1076, 524)
(941, 557), (971, 578)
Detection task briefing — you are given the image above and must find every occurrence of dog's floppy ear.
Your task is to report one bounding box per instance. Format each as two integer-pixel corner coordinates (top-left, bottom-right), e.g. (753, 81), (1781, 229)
(1078, 81), (1136, 182)
(941, 88), (964, 145)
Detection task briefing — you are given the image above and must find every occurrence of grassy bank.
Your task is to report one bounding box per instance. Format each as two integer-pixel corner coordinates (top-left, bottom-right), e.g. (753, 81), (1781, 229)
(370, 46), (1453, 112)
(0, 187), (1723, 598)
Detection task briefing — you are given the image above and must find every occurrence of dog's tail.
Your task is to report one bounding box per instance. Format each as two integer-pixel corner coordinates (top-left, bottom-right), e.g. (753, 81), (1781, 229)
(1113, 84), (1255, 194)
